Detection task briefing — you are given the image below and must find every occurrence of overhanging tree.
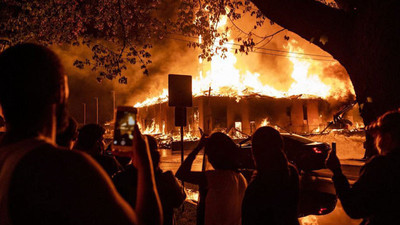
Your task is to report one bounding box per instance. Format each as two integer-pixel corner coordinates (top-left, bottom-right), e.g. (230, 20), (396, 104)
(252, 0), (400, 124)
(1, 0), (399, 140)
(251, 0), (400, 156)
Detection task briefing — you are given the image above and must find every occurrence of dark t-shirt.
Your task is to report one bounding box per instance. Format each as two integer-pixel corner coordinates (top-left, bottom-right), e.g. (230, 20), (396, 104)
(113, 165), (186, 225)
(242, 164), (300, 225)
(92, 154), (120, 177)
(333, 151), (400, 225)
(4, 142), (136, 225)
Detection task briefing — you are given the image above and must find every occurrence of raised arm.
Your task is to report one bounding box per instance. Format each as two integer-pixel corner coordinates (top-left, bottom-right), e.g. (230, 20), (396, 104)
(326, 149), (385, 219)
(175, 135), (207, 186)
(132, 124), (163, 225)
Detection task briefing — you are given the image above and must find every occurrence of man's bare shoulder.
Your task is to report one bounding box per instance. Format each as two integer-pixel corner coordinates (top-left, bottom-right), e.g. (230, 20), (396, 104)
(9, 143), (137, 225)
(21, 143), (101, 170)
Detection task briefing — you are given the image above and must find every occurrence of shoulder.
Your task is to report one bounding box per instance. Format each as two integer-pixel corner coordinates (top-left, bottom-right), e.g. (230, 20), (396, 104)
(361, 155), (387, 172)
(15, 144), (109, 185)
(18, 143), (90, 165)
(358, 154), (392, 182)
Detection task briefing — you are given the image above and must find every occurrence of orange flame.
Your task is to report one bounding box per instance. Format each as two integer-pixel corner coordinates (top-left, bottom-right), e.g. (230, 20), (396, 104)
(135, 16), (353, 108)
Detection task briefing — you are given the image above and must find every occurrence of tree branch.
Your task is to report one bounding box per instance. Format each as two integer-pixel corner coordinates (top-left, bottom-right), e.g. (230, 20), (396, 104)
(251, 0), (353, 64)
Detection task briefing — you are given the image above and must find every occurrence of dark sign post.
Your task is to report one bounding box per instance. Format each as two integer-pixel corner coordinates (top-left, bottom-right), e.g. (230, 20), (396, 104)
(168, 74), (192, 211)
(168, 74), (192, 165)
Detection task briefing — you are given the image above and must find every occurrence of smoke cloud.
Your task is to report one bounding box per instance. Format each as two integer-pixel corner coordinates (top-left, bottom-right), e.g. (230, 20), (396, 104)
(51, 3), (355, 125)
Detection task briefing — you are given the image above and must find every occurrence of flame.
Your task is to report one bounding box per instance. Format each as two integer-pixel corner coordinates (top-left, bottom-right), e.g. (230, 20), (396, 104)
(312, 126), (321, 134)
(139, 119), (200, 141)
(141, 119), (162, 135)
(261, 118), (270, 127)
(185, 188), (199, 202)
(134, 89), (168, 108)
(134, 16), (353, 108)
(286, 40), (331, 98)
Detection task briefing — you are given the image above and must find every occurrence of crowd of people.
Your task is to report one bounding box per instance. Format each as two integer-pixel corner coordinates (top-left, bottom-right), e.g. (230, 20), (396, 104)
(1, 43), (400, 225)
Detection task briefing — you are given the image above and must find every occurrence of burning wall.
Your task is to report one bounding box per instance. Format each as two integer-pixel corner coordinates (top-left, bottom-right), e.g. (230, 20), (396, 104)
(133, 15), (361, 140)
(137, 95), (337, 140)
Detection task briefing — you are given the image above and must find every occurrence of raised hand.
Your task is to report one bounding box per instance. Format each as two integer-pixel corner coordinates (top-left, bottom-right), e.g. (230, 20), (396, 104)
(326, 148), (342, 174)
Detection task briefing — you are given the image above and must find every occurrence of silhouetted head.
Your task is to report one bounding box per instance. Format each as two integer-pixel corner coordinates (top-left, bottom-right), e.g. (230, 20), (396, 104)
(0, 43), (68, 138)
(145, 135), (161, 169)
(56, 117), (78, 149)
(205, 132), (238, 170)
(369, 109), (400, 154)
(252, 126), (288, 173)
(75, 124), (105, 155)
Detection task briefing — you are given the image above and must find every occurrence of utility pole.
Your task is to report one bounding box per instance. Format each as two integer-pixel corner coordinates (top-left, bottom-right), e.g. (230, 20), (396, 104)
(111, 91), (116, 122)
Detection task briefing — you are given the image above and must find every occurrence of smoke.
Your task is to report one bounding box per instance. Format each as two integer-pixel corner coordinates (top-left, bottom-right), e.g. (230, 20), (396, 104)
(51, 33), (200, 124)
(50, 2), (355, 125)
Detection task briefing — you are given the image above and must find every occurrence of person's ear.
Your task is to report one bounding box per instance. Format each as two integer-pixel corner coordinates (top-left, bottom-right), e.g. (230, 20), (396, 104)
(55, 75), (69, 104)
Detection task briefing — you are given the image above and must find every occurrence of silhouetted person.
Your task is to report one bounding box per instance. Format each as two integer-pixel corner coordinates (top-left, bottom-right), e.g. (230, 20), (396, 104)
(113, 135), (186, 225)
(56, 116), (78, 149)
(176, 132), (247, 225)
(74, 123), (121, 176)
(327, 109), (400, 225)
(0, 43), (162, 225)
(242, 126), (299, 225)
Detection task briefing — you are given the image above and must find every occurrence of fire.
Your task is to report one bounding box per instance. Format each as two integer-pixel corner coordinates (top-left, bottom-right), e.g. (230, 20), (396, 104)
(134, 89), (168, 108)
(141, 119), (162, 135)
(312, 126), (321, 134)
(134, 15), (353, 108)
(261, 118), (270, 127)
(286, 41), (331, 98)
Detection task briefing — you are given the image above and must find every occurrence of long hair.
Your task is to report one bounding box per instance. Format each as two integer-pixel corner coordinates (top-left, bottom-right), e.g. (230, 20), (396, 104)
(251, 126), (289, 174)
(205, 132), (239, 170)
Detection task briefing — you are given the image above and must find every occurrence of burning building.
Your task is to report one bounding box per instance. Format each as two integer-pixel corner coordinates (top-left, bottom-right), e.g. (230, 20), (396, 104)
(136, 94), (363, 142)
(137, 95), (331, 138)
(132, 16), (362, 141)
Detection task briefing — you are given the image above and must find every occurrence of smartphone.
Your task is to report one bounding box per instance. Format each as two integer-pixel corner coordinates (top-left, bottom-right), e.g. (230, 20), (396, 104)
(113, 106), (137, 152)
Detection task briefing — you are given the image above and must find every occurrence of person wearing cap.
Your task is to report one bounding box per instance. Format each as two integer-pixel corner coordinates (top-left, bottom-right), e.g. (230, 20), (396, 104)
(326, 109), (400, 225)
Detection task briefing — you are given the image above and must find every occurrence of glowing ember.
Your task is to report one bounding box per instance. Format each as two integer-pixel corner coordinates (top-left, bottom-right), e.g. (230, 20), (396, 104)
(185, 188), (199, 203)
(261, 118), (270, 127)
(312, 126), (322, 134)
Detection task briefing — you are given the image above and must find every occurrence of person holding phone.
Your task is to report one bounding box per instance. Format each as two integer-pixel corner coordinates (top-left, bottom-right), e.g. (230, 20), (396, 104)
(326, 109), (400, 225)
(0, 44), (162, 225)
(113, 135), (186, 225)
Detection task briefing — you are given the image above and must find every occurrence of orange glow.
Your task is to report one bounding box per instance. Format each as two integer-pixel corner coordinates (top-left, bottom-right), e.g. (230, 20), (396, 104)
(134, 16), (354, 108)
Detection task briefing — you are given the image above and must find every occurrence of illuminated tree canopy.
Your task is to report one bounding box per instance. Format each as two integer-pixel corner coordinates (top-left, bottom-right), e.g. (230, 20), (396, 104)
(1, 0), (400, 128)
(0, 0), (272, 83)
